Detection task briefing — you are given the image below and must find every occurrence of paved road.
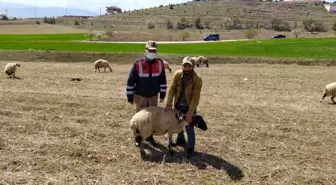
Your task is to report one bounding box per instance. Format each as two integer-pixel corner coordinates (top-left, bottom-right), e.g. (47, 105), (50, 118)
(80, 39), (250, 44)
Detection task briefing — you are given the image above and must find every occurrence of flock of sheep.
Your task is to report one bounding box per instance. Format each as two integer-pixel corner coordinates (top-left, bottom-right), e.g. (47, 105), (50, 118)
(3, 56), (335, 158)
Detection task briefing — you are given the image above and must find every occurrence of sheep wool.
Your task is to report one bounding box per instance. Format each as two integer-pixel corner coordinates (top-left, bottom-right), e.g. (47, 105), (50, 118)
(196, 56), (209, 67)
(94, 59), (113, 72)
(4, 62), (20, 78)
(163, 60), (172, 73)
(320, 82), (336, 104)
(129, 106), (188, 156)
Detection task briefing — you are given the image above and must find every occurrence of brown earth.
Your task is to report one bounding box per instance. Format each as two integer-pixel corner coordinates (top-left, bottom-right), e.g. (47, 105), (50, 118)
(0, 61), (335, 184)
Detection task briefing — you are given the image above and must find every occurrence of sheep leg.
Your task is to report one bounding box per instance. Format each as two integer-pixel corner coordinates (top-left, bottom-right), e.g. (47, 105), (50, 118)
(168, 133), (174, 156)
(135, 135), (146, 156)
(169, 68), (171, 73)
(331, 96), (336, 104)
(320, 93), (327, 103)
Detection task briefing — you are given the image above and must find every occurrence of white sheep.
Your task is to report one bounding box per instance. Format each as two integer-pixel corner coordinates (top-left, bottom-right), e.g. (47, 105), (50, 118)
(130, 106), (188, 156)
(320, 82), (336, 104)
(195, 56), (209, 68)
(163, 60), (172, 73)
(129, 106), (207, 156)
(4, 62), (20, 78)
(94, 59), (113, 72)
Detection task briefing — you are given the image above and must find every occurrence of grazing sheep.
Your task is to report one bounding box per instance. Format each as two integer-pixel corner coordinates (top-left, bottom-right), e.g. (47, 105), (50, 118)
(129, 106), (207, 156)
(163, 60), (172, 73)
(320, 82), (336, 104)
(94, 59), (113, 72)
(4, 62), (20, 78)
(195, 56), (209, 68)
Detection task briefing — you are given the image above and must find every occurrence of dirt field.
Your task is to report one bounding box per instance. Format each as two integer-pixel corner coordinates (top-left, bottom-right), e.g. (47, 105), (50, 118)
(0, 24), (88, 34)
(0, 61), (335, 184)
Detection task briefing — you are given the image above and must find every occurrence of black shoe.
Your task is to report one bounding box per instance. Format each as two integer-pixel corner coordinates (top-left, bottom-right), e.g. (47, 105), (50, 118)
(172, 139), (186, 147)
(145, 135), (157, 147)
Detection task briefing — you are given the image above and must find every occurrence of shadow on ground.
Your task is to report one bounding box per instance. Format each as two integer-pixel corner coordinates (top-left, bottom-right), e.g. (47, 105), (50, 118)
(140, 142), (244, 181)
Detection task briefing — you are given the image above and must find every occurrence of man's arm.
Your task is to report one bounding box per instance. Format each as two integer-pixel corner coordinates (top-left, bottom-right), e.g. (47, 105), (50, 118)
(126, 62), (138, 103)
(159, 61), (167, 100)
(166, 72), (178, 107)
(187, 77), (202, 115)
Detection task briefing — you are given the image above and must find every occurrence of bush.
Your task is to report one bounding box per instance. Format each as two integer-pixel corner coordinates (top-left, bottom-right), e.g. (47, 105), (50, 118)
(270, 18), (291, 31)
(194, 17), (203, 29)
(176, 17), (191, 30)
(147, 23), (155, 29)
(181, 31), (190, 41)
(1, 15), (8, 20)
(333, 20), (336, 31)
(74, 20), (79, 26)
(166, 19), (174, 29)
(302, 18), (325, 32)
(244, 29), (258, 39)
(245, 20), (255, 29)
(36, 20), (40, 25)
(106, 29), (114, 37)
(43, 17), (56, 24)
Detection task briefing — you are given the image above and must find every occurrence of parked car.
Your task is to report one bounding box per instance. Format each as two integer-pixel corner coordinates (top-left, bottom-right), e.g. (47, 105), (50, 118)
(203, 34), (220, 41)
(271, 34), (286, 39)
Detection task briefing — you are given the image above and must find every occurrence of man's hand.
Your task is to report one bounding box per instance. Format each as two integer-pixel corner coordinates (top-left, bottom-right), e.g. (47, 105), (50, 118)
(159, 98), (164, 103)
(186, 112), (193, 123)
(164, 105), (172, 112)
(129, 101), (134, 104)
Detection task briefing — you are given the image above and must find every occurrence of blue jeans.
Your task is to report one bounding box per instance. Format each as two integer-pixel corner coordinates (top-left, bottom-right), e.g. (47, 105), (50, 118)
(176, 108), (197, 152)
(176, 125), (195, 151)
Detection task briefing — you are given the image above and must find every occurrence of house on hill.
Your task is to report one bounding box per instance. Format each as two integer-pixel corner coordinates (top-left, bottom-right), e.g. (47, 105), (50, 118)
(324, 4), (336, 12)
(0, 12), (6, 19)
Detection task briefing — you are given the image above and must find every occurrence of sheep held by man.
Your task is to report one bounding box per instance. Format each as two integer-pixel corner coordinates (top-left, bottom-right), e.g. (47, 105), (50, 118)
(163, 60), (172, 73)
(129, 106), (207, 156)
(195, 56), (209, 68)
(320, 82), (336, 104)
(4, 62), (20, 78)
(94, 59), (113, 72)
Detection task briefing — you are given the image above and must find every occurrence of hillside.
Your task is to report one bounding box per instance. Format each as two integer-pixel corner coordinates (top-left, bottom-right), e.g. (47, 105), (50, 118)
(59, 1), (335, 30)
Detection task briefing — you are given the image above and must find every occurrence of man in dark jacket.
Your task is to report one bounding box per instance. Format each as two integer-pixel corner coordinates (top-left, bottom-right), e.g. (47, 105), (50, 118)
(126, 40), (167, 146)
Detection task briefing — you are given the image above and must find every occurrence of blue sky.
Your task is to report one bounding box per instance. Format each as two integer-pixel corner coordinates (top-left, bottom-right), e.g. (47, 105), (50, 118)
(0, 0), (190, 13)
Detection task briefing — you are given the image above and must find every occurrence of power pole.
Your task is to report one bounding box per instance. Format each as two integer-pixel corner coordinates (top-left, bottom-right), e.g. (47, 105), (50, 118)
(100, 7), (102, 16)
(5, 9), (8, 16)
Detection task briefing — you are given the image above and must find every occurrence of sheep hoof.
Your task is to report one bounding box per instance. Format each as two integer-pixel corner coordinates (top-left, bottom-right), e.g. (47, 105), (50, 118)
(140, 149), (146, 156)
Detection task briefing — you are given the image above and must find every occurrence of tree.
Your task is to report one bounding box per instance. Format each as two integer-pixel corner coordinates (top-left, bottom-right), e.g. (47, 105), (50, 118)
(194, 17), (203, 29)
(166, 19), (174, 29)
(292, 29), (303, 38)
(88, 32), (94, 41)
(244, 29), (258, 39)
(181, 31), (190, 41)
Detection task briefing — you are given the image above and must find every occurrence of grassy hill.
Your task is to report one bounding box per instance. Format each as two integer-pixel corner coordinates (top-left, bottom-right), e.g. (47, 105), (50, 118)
(59, 1), (335, 30)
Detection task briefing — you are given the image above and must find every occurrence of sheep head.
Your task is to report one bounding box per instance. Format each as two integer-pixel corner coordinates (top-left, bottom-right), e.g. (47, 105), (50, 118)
(191, 115), (207, 131)
(15, 63), (20, 67)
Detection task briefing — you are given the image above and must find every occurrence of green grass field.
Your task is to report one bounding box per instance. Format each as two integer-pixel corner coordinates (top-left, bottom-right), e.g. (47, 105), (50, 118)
(0, 34), (335, 59)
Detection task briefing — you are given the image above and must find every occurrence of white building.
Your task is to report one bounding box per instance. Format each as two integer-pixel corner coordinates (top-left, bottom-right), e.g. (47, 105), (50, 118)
(0, 12), (5, 18)
(324, 4), (336, 12)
